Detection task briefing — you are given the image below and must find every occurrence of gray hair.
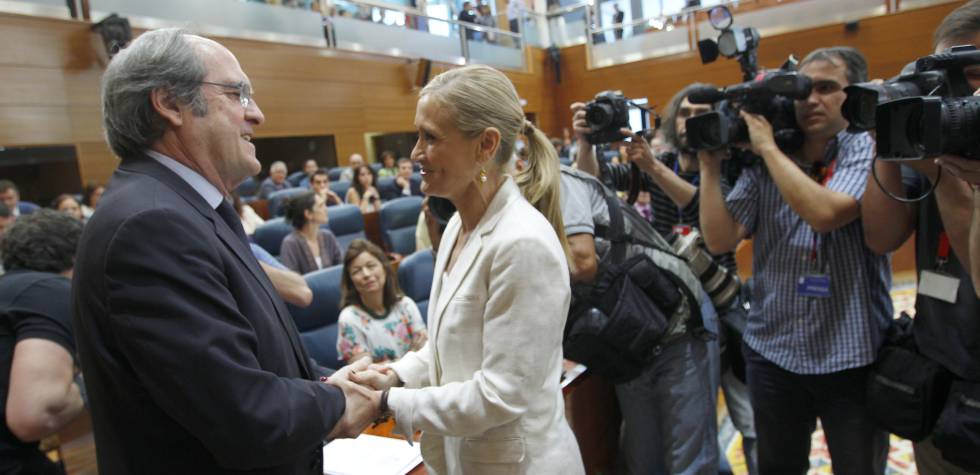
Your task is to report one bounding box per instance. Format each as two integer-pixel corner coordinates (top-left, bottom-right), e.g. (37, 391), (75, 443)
(101, 28), (209, 159)
(270, 161), (287, 172)
(799, 46), (868, 86)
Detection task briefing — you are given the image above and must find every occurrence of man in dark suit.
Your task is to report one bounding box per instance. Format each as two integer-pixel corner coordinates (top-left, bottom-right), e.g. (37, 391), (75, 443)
(73, 28), (379, 475)
(381, 157), (423, 201)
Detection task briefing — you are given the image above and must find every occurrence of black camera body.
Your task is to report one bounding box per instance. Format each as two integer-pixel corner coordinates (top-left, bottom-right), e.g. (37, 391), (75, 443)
(585, 91), (631, 145)
(876, 45), (980, 160)
(841, 70), (944, 131)
(685, 69), (811, 153)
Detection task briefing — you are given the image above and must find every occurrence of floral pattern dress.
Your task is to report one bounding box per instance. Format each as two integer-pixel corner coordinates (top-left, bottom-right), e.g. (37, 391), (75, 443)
(336, 296), (427, 363)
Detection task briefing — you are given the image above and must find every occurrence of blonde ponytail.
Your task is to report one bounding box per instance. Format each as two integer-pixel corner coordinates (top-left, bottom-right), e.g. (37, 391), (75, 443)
(516, 122), (572, 267)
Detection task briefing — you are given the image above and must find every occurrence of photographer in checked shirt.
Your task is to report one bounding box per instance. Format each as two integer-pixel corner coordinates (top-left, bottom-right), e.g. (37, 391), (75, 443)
(698, 46), (892, 473)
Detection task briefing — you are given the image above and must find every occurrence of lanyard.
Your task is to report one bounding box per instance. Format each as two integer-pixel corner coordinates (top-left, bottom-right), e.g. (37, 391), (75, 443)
(936, 231), (950, 270)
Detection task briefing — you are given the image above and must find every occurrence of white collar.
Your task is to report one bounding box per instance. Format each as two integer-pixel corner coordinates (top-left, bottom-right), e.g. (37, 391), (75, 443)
(145, 149), (224, 209)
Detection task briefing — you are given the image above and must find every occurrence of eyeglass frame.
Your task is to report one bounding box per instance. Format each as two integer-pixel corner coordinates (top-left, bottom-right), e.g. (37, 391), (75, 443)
(197, 81), (252, 109)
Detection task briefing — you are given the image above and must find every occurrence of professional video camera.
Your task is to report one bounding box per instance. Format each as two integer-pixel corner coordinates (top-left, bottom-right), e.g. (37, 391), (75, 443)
(584, 90), (659, 144)
(840, 69), (944, 131)
(684, 65), (812, 152)
(876, 45), (980, 160)
(697, 5), (760, 82)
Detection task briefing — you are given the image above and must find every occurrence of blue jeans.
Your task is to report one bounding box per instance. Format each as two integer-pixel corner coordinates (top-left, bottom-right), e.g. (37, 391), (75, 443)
(615, 331), (718, 475)
(743, 344), (887, 475)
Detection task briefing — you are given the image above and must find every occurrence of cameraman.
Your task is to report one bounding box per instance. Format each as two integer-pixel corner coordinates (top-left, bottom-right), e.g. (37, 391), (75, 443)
(559, 162), (718, 474)
(699, 46), (891, 473)
(572, 84), (758, 475)
(862, 2), (980, 472)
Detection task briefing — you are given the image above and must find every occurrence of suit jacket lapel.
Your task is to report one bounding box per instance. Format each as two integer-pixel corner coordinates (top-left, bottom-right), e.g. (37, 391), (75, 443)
(123, 156), (314, 379)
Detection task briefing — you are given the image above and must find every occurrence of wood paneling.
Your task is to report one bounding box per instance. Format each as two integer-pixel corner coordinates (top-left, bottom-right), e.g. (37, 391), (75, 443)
(0, 2), (964, 186)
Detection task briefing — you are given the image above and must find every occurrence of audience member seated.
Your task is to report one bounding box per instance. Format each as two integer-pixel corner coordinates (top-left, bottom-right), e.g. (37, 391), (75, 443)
(233, 192), (264, 235)
(0, 203), (13, 239)
(280, 191), (342, 274)
(339, 153), (365, 182)
(336, 239), (426, 363)
(382, 157), (423, 201)
(249, 243), (313, 308)
(50, 194), (83, 222)
(309, 168), (344, 206)
(80, 184), (104, 220)
(377, 151), (398, 178)
(258, 161), (290, 199)
(0, 210), (85, 475)
(298, 159), (319, 188)
(0, 181), (37, 218)
(346, 164), (382, 213)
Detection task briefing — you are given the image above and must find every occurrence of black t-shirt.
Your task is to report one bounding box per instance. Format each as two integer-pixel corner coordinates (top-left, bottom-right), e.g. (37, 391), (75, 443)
(904, 168), (980, 381)
(0, 270), (75, 463)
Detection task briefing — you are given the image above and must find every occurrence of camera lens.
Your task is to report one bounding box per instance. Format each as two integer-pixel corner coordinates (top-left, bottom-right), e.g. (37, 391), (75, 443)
(585, 103), (615, 129)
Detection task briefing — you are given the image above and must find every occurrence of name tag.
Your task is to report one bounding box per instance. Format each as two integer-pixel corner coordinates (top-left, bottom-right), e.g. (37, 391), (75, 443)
(797, 274), (831, 298)
(918, 270), (960, 304)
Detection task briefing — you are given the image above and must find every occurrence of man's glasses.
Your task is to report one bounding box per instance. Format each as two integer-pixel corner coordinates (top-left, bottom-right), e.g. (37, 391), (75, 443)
(198, 81), (252, 109)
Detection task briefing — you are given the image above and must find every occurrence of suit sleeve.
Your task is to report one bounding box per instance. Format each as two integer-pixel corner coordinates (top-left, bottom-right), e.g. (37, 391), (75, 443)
(387, 235), (568, 437)
(103, 208), (344, 470)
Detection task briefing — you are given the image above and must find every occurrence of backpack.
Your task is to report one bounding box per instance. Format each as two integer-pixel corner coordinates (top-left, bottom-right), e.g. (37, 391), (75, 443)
(562, 169), (710, 384)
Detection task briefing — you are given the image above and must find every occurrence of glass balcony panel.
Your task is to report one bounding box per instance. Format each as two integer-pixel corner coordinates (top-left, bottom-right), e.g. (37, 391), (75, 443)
(590, 24), (690, 68)
(89, 0), (326, 47)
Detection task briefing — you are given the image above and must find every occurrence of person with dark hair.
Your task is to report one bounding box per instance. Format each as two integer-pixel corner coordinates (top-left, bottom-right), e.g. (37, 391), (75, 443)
(279, 191), (342, 275)
(0, 202), (14, 241)
(0, 180), (33, 218)
(309, 168), (344, 206)
(51, 194), (83, 222)
(345, 164), (381, 213)
(699, 45), (890, 473)
(864, 3), (980, 472)
(377, 151), (397, 178)
(72, 28), (379, 474)
(384, 157), (422, 200)
(81, 183), (104, 220)
(300, 158), (319, 187)
(0, 210), (84, 475)
(612, 4), (624, 40)
(336, 239), (426, 364)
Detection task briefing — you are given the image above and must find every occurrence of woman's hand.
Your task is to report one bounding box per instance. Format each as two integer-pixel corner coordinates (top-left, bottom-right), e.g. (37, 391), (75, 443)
(350, 364), (402, 390)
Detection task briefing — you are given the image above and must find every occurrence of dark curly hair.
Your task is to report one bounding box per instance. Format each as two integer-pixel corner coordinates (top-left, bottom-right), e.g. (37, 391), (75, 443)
(283, 191), (317, 230)
(340, 239), (403, 312)
(2, 209), (83, 273)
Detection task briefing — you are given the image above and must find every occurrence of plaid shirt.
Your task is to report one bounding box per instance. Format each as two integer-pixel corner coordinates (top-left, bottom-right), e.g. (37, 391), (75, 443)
(726, 130), (892, 374)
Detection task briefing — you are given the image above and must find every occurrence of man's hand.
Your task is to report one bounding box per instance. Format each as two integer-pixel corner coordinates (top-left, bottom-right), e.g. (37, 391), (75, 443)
(739, 111), (778, 157)
(620, 128), (658, 171)
(395, 176), (410, 189)
(325, 377), (381, 440)
(937, 155), (980, 185)
(350, 364), (402, 390)
(329, 356), (372, 384)
(570, 102), (592, 144)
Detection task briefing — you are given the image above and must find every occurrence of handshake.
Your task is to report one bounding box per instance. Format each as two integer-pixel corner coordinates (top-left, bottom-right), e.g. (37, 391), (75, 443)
(324, 357), (403, 440)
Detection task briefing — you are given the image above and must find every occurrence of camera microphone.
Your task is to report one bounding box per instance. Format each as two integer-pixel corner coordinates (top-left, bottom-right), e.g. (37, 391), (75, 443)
(687, 86), (726, 104)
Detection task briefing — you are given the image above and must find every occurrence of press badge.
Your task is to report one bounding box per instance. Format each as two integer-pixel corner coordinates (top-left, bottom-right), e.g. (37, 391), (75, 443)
(918, 270), (959, 304)
(797, 274), (831, 298)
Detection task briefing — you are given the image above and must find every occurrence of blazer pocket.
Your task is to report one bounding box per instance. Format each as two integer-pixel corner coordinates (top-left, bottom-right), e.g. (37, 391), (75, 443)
(460, 436), (526, 464)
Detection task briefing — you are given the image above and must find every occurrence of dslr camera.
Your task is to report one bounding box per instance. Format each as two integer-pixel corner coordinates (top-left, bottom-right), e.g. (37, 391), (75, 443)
(684, 65), (812, 153)
(876, 45), (980, 160)
(584, 90), (631, 144)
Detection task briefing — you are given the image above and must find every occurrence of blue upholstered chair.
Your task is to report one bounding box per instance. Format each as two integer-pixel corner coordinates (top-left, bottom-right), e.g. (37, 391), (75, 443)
(235, 176), (260, 197)
(397, 249), (435, 323)
(287, 170), (307, 187)
(328, 180), (350, 202)
(17, 201), (40, 215)
(379, 196), (423, 255)
(266, 187), (308, 217)
(252, 218), (293, 257)
(327, 167), (344, 182)
(287, 266), (344, 369)
(323, 204), (365, 252)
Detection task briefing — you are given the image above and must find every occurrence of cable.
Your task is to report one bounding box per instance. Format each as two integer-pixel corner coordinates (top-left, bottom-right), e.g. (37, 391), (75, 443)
(869, 154), (941, 203)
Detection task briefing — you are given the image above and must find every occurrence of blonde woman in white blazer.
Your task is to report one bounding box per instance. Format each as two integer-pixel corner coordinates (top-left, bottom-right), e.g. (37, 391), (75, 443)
(349, 65), (585, 475)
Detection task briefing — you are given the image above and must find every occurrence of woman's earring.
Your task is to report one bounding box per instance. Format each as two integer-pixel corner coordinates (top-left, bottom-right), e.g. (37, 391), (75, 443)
(479, 168), (488, 183)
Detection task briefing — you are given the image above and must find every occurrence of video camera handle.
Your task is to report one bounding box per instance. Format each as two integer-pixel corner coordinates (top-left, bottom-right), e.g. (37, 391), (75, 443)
(916, 48), (980, 97)
(738, 47), (758, 82)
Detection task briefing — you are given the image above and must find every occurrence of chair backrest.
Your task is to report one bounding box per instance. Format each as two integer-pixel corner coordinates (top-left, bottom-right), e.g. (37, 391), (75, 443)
(376, 176), (397, 200)
(252, 218), (293, 256)
(287, 171), (307, 187)
(328, 167), (344, 182)
(324, 204), (365, 251)
(17, 201), (40, 215)
(370, 162), (383, 173)
(267, 187), (308, 217)
(286, 265), (345, 369)
(328, 180), (351, 201)
(397, 249), (435, 324)
(379, 196), (423, 255)
(236, 176), (260, 197)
